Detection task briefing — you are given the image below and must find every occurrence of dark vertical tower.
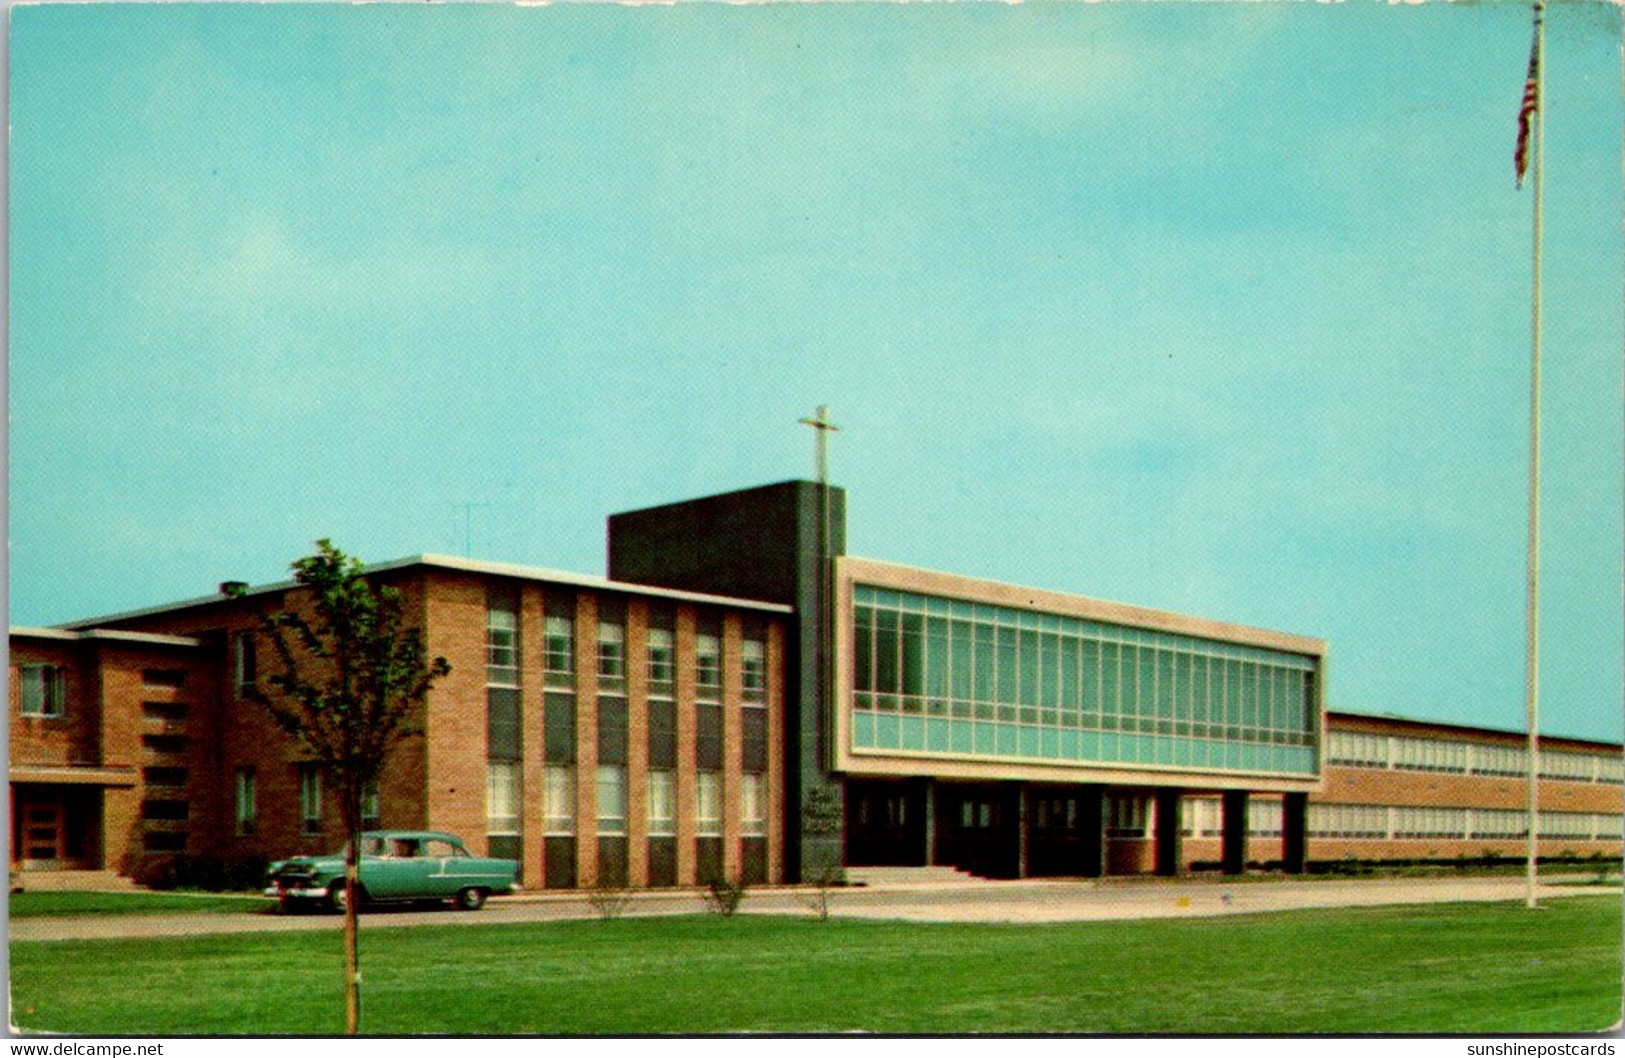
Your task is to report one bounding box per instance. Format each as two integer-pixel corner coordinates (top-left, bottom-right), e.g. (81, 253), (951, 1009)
(607, 480), (847, 881)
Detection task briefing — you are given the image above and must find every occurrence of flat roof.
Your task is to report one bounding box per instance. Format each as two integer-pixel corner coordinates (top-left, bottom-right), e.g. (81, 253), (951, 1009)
(1328, 707), (1620, 752)
(842, 555), (1326, 658)
(57, 553), (791, 631)
(11, 626), (204, 649)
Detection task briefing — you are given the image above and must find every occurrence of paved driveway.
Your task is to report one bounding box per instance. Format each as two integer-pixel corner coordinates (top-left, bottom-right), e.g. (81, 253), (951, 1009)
(10, 875), (1617, 942)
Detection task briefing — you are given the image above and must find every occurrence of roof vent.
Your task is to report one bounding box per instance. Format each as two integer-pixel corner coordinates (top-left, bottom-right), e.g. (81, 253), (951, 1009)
(219, 581), (249, 597)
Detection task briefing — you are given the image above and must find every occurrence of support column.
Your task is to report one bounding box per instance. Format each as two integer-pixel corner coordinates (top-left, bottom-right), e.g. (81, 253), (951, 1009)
(1078, 784), (1107, 878)
(1154, 788), (1184, 877)
(1222, 790), (1249, 876)
(1282, 791), (1308, 875)
(1012, 781), (1029, 879)
(921, 778), (936, 866)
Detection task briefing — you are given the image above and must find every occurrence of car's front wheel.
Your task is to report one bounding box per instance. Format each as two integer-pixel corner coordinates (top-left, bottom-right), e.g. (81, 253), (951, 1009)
(329, 882), (366, 914)
(455, 887), (486, 911)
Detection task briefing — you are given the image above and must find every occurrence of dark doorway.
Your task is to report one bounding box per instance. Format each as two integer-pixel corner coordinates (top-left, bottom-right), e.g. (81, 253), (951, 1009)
(844, 779), (926, 867)
(934, 783), (1020, 879)
(1027, 785), (1104, 877)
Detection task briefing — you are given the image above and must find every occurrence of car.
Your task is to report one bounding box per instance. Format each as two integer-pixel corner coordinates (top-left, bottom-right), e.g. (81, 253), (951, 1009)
(265, 830), (519, 912)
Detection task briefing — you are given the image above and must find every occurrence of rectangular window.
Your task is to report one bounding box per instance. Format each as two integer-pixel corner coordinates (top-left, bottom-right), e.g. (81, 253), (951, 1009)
(487, 762), (521, 835)
(361, 778), (380, 830)
(741, 638), (767, 703)
(544, 764), (576, 835)
(142, 701), (188, 723)
(740, 773), (767, 837)
(598, 696), (629, 766)
(695, 771), (723, 837)
(742, 705), (768, 774)
(647, 626), (675, 697)
(142, 668), (186, 689)
(596, 765), (627, 836)
(544, 692), (576, 764)
(18, 665), (66, 718)
(486, 594), (520, 687)
(144, 766), (188, 788)
(233, 631), (258, 694)
(487, 687), (522, 762)
(597, 620), (626, 691)
(142, 734), (188, 756)
(235, 767), (257, 835)
(647, 769), (677, 837)
(695, 632), (722, 701)
(648, 699), (677, 770)
(298, 765), (322, 835)
(142, 799), (189, 821)
(543, 614), (575, 689)
(696, 703), (723, 771)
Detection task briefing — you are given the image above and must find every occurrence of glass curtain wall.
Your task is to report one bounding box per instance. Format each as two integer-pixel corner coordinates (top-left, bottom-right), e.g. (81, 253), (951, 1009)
(850, 585), (1319, 776)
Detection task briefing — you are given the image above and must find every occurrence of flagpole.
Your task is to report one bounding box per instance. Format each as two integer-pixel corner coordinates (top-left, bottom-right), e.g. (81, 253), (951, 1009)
(1523, 0), (1545, 911)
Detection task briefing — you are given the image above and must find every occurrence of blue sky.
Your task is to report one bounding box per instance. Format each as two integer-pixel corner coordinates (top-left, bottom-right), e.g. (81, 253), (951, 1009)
(10, 3), (1622, 741)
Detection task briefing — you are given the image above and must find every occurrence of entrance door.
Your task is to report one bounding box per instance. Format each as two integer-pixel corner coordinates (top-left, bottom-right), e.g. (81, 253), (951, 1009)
(20, 797), (66, 866)
(844, 780), (925, 867)
(934, 784), (1020, 879)
(1028, 787), (1099, 877)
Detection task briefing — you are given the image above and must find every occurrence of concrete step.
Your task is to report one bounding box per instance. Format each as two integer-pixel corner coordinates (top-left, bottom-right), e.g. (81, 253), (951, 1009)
(844, 865), (982, 887)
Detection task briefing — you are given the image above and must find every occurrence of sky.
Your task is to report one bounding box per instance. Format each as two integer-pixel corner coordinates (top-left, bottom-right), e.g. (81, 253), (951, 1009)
(9, 2), (1622, 742)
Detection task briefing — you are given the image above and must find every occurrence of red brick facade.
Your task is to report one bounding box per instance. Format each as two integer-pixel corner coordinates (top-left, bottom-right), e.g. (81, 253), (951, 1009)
(10, 557), (790, 889)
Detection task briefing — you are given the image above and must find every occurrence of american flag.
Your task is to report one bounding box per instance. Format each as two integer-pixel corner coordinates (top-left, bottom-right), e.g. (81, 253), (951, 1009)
(1515, 19), (1539, 188)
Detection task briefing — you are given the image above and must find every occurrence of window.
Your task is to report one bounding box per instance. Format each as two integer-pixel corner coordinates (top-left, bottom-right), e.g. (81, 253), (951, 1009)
(596, 621), (625, 691)
(142, 669), (186, 689)
(695, 633), (722, 701)
(233, 631), (258, 694)
(647, 627), (675, 696)
(544, 692), (576, 764)
(142, 702), (188, 723)
(1106, 794), (1147, 838)
(696, 771), (723, 837)
(741, 773), (767, 837)
(361, 779), (380, 830)
(299, 765), (322, 835)
(742, 705), (768, 774)
(696, 704), (723, 771)
(142, 734), (188, 756)
(1327, 731), (1389, 769)
(648, 770), (676, 837)
(1392, 737), (1468, 774)
(18, 665), (66, 718)
(487, 762), (520, 835)
(596, 765), (627, 836)
(544, 764), (575, 835)
(144, 767), (188, 788)
(487, 602), (519, 687)
(142, 799), (189, 821)
(741, 638), (766, 703)
(1471, 743), (1526, 777)
(235, 767), (257, 835)
(1541, 751), (1598, 782)
(543, 614), (575, 688)
(1247, 799), (1283, 837)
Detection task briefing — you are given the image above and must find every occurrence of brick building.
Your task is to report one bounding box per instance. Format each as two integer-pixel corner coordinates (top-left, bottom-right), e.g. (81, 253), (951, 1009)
(9, 481), (1621, 885)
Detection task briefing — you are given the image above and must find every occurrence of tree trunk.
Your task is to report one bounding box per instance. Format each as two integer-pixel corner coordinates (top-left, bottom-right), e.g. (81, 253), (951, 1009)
(342, 774), (361, 1035)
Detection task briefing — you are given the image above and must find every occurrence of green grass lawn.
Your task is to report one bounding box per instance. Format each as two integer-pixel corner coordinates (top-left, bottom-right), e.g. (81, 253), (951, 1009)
(10, 897), (1620, 1035)
(9, 891), (275, 918)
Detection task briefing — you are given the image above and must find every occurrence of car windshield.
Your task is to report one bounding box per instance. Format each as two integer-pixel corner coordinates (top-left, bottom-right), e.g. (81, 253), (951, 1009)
(336, 836), (389, 857)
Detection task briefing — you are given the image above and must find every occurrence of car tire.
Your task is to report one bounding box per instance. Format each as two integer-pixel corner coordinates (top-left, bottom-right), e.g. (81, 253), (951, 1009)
(330, 882), (366, 915)
(455, 887), (486, 911)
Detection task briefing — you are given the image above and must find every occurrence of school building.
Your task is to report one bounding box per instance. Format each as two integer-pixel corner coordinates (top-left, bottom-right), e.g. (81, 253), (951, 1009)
(10, 481), (1621, 885)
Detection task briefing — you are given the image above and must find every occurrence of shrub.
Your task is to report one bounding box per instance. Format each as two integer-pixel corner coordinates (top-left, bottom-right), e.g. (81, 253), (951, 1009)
(587, 882), (632, 921)
(703, 877), (747, 917)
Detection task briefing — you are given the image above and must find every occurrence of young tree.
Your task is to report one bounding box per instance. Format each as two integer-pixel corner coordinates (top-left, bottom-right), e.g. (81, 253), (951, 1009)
(241, 540), (450, 1035)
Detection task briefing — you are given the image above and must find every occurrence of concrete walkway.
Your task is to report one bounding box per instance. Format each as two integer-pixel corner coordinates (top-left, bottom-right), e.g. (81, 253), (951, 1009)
(9, 875), (1618, 942)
